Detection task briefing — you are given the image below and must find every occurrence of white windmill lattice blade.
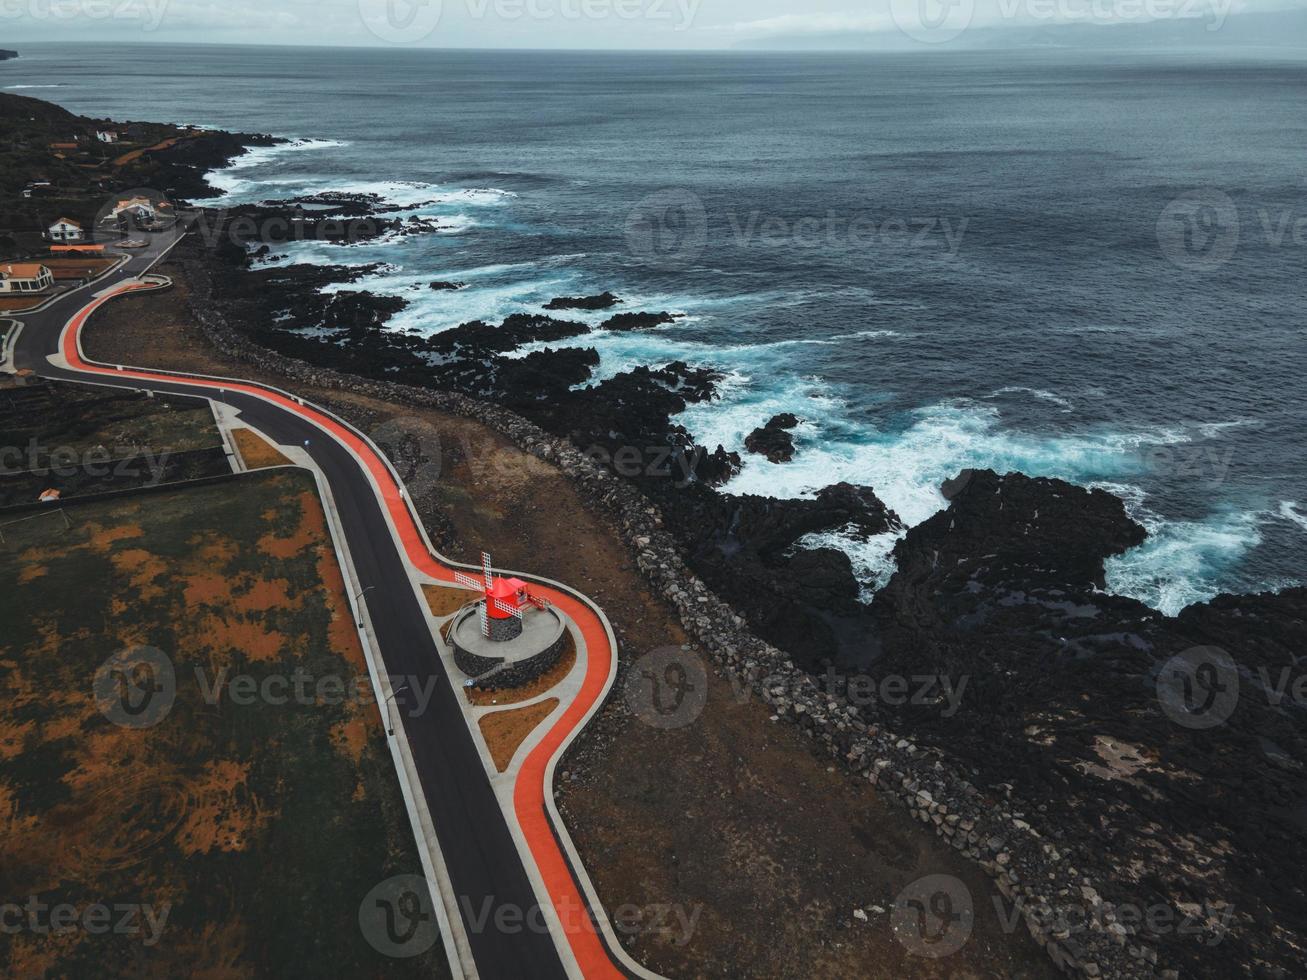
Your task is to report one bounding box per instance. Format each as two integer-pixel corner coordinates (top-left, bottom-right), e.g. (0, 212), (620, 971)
(491, 597), (524, 619)
(481, 551), (493, 591)
(477, 603), (490, 637)
(453, 571), (482, 591)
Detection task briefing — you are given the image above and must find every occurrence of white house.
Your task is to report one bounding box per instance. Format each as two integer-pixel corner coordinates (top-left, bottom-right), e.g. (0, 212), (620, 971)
(96, 130), (119, 143)
(0, 264), (55, 295)
(102, 197), (158, 225)
(48, 218), (84, 243)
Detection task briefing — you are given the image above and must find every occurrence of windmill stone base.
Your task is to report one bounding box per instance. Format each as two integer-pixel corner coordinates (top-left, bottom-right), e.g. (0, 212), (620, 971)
(489, 615), (523, 643)
(449, 601), (567, 690)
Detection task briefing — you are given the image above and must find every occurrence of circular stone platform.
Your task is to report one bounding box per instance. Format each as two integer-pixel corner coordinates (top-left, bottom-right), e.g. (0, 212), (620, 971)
(450, 602), (568, 690)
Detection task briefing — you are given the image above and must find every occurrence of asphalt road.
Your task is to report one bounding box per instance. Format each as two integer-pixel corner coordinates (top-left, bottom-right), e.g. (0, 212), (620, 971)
(11, 239), (588, 979)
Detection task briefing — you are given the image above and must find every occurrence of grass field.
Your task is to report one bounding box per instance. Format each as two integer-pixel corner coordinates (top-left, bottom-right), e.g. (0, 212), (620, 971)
(0, 469), (448, 977)
(0, 382), (222, 465)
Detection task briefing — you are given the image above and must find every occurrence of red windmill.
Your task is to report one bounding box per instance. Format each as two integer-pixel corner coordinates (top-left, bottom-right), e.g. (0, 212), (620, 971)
(454, 552), (548, 641)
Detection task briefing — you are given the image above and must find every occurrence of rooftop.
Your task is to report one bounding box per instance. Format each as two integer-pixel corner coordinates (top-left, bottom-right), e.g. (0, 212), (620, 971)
(1, 263), (50, 278)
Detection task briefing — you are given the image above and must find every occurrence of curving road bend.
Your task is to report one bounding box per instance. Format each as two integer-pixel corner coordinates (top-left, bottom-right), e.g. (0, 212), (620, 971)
(9, 237), (653, 980)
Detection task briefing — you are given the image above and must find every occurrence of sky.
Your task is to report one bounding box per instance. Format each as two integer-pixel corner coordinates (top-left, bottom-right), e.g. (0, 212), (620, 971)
(0, 0), (1303, 49)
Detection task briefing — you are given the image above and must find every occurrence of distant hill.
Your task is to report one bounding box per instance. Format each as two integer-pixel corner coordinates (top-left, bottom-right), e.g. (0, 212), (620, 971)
(737, 8), (1307, 52)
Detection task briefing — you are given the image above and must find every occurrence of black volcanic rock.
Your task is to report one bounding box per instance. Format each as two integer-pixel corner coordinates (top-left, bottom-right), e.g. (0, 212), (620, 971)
(861, 469), (1307, 978)
(0, 50), (17, 61)
(601, 311), (676, 331)
(429, 280), (466, 291)
(427, 313), (590, 356)
(546, 291), (620, 311)
(647, 480), (902, 668)
(745, 413), (801, 463)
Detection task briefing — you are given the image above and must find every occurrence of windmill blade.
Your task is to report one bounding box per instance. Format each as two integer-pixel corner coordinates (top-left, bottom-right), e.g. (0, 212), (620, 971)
(454, 571), (482, 591)
(526, 594), (550, 611)
(481, 551), (493, 591)
(491, 597), (524, 619)
(477, 603), (490, 638)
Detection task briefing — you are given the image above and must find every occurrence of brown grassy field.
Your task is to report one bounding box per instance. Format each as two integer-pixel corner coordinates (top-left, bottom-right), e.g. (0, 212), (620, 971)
(0, 469), (447, 978)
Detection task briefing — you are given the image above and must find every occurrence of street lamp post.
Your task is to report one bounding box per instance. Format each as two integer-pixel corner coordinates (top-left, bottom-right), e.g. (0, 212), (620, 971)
(384, 682), (410, 738)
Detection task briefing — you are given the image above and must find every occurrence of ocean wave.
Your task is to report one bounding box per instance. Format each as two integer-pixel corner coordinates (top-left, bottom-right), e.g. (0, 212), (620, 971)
(4, 84), (63, 89)
(1193, 419), (1261, 439)
(795, 526), (905, 601)
(1104, 508), (1268, 616)
(195, 138), (350, 202)
(693, 393), (1199, 532)
(1278, 501), (1307, 532)
(829, 329), (902, 340)
(985, 385), (1074, 413)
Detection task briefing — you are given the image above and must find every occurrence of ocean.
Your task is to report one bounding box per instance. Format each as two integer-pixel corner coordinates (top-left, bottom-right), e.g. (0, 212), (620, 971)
(7, 42), (1305, 614)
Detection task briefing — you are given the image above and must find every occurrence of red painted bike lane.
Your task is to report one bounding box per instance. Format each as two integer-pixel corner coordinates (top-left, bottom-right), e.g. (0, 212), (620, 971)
(61, 281), (627, 979)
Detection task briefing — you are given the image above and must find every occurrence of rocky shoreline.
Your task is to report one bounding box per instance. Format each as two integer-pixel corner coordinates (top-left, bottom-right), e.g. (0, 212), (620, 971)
(161, 212), (1306, 976)
(23, 108), (1288, 976)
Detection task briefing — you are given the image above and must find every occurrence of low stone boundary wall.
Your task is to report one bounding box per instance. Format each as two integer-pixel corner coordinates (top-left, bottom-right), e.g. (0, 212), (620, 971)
(164, 255), (1157, 979)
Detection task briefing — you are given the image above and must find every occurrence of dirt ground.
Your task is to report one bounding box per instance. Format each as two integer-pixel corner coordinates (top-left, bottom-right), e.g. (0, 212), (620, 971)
(0, 470), (446, 978)
(80, 257), (1056, 979)
(230, 427), (290, 469)
(44, 257), (117, 280)
(479, 699), (561, 772)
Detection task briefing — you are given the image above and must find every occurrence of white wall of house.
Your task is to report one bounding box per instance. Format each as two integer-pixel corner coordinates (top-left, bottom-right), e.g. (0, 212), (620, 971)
(48, 222), (84, 242)
(0, 268), (55, 294)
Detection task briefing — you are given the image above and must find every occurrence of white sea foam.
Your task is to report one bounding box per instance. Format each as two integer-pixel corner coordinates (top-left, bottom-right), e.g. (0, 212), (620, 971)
(688, 393), (1189, 529)
(1279, 501), (1307, 532)
(795, 526), (906, 601)
(1194, 419), (1260, 439)
(4, 84), (63, 89)
(195, 138), (349, 202)
(985, 385), (1074, 413)
(1104, 507), (1267, 616)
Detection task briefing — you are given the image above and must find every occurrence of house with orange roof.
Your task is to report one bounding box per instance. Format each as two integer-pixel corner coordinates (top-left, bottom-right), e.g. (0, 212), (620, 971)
(48, 218), (84, 243)
(0, 263), (55, 295)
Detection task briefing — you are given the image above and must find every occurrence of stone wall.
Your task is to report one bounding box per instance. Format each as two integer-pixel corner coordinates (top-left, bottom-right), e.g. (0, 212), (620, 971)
(173, 255), (1161, 979)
